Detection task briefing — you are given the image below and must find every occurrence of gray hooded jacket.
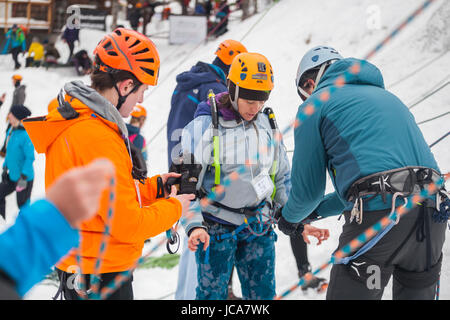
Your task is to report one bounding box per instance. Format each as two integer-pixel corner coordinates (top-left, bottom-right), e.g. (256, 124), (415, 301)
(181, 108), (291, 235)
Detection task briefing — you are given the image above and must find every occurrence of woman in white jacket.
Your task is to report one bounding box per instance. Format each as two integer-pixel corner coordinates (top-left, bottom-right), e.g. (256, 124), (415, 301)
(180, 52), (329, 300)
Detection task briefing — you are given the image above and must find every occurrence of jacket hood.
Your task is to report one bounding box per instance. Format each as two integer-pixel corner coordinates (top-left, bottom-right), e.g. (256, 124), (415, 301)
(175, 61), (226, 92)
(23, 81), (128, 153)
(63, 81), (128, 137)
(315, 58), (385, 92)
(194, 92), (239, 122)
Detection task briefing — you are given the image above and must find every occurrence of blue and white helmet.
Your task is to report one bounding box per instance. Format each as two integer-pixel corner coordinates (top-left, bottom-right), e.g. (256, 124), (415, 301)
(295, 46), (343, 99)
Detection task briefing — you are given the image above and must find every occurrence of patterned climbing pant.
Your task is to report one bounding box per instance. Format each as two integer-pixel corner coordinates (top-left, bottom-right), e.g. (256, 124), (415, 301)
(195, 221), (277, 300)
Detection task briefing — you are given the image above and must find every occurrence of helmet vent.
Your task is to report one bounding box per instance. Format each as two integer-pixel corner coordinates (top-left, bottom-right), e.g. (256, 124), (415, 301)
(140, 67), (155, 76)
(103, 41), (113, 50)
(136, 58), (155, 63)
(132, 48), (150, 55)
(129, 39), (140, 49)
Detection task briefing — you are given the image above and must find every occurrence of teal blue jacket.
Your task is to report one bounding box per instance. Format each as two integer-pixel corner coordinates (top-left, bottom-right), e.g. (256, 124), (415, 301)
(0, 200), (79, 297)
(3, 126), (35, 182)
(282, 58), (440, 223)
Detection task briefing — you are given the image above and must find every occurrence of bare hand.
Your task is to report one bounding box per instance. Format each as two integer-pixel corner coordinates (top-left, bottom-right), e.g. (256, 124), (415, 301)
(46, 159), (115, 228)
(0, 93), (5, 103)
(188, 227), (210, 252)
(302, 224), (330, 245)
(169, 185), (195, 216)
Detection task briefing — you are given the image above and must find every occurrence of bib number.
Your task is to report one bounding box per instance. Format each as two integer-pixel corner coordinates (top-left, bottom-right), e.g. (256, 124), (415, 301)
(252, 172), (274, 201)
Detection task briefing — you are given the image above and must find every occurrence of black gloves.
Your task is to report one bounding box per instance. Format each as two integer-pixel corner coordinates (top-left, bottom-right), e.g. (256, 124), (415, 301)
(274, 206), (305, 237)
(166, 153), (202, 197)
(129, 143), (147, 184)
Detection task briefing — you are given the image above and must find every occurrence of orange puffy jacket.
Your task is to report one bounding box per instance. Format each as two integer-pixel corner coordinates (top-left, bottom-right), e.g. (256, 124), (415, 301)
(24, 81), (181, 274)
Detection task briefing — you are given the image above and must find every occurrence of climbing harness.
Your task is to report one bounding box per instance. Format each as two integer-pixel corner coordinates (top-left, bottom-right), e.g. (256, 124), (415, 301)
(336, 167), (445, 266)
(276, 174), (449, 300)
(194, 103), (284, 259)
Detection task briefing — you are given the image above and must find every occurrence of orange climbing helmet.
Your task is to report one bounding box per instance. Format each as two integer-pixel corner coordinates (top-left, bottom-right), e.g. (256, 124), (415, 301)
(215, 39), (248, 66)
(130, 104), (147, 118)
(93, 28), (160, 86)
(12, 74), (23, 82)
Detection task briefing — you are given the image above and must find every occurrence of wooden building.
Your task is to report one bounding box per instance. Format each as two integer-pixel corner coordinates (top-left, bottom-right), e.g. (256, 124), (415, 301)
(0, 0), (114, 33)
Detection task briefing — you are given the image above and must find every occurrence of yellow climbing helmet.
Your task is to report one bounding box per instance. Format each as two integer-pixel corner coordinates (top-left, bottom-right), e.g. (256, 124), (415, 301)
(227, 52), (274, 105)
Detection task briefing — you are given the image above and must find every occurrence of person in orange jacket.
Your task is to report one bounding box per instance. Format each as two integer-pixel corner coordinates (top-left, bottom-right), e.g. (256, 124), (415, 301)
(23, 28), (195, 300)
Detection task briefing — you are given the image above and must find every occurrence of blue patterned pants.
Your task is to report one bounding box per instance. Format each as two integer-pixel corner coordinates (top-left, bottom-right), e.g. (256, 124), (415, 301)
(195, 221), (277, 300)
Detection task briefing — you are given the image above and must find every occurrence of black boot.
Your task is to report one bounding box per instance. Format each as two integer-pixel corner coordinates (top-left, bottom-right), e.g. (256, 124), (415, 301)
(298, 264), (328, 293)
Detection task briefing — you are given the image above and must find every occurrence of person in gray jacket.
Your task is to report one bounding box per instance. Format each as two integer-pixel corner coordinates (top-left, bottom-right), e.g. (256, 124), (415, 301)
(180, 52), (329, 300)
(11, 74), (26, 108)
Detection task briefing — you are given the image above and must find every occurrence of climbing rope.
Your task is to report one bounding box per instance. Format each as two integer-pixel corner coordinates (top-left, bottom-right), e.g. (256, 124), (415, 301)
(429, 131), (450, 148)
(417, 111), (450, 125)
(74, 175), (116, 300)
(386, 51), (449, 89)
(274, 173), (450, 300)
(364, 0), (437, 60)
(408, 78), (450, 110)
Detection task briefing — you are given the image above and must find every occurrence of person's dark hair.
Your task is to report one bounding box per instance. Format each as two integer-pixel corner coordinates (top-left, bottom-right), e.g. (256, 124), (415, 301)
(91, 57), (142, 92)
(298, 63), (331, 89)
(218, 92), (242, 123)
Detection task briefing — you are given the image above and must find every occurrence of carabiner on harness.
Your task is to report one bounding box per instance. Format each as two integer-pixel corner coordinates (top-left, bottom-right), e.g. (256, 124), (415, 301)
(166, 228), (180, 254)
(350, 197), (363, 224)
(389, 192), (408, 224)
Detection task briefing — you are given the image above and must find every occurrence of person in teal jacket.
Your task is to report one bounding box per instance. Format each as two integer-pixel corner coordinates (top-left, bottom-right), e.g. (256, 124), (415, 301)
(0, 105), (34, 220)
(278, 46), (447, 300)
(0, 159), (115, 299)
(2, 25), (27, 70)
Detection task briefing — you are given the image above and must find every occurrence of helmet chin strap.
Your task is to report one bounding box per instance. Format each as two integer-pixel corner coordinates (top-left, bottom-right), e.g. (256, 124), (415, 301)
(230, 85), (239, 112)
(114, 83), (140, 111)
(297, 62), (328, 101)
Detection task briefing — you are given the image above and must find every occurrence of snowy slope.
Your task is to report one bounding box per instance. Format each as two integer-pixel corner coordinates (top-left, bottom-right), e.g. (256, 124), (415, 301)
(0, 0), (448, 300)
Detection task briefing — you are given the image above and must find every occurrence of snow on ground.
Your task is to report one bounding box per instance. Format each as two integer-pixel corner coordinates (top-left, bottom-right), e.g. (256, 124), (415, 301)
(0, 0), (448, 300)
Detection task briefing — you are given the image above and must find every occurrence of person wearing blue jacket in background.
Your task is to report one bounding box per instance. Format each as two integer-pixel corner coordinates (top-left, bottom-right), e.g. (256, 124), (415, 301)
(0, 105), (34, 221)
(2, 24), (27, 70)
(0, 159), (114, 299)
(167, 39), (247, 168)
(278, 45), (448, 300)
(169, 39), (247, 300)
